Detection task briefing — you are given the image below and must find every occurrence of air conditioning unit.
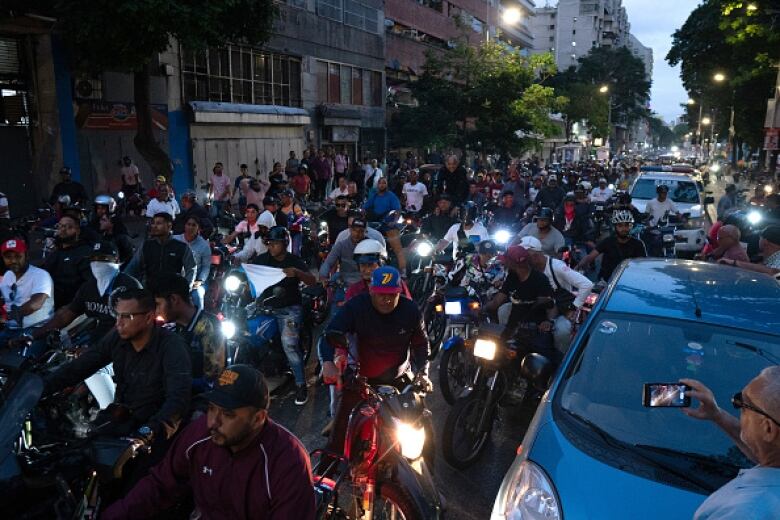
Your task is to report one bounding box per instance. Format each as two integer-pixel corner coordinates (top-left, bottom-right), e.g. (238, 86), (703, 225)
(73, 74), (103, 100)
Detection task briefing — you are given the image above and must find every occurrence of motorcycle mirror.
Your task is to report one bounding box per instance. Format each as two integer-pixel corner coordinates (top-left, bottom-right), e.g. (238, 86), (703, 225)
(325, 331), (349, 349)
(520, 353), (554, 391)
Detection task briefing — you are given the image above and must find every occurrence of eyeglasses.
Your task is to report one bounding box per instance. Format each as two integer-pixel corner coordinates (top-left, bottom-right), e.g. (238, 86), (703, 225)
(732, 391), (780, 427)
(114, 311), (151, 322)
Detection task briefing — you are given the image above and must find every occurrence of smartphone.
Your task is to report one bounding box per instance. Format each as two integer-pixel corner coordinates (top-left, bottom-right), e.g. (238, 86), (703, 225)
(642, 383), (691, 408)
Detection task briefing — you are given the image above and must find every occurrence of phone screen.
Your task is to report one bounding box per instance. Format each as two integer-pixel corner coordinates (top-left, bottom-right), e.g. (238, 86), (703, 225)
(643, 383), (691, 407)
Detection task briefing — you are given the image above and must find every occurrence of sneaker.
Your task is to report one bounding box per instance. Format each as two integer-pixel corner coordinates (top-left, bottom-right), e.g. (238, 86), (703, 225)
(295, 385), (308, 405)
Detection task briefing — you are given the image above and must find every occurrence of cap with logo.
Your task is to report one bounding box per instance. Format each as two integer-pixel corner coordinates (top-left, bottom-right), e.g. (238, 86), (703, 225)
(203, 364), (269, 410)
(350, 217), (367, 229)
(1, 238), (27, 254)
(90, 241), (119, 260)
(370, 266), (402, 294)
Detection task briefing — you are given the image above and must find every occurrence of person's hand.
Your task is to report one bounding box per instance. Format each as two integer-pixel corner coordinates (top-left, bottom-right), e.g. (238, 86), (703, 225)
(680, 378), (721, 421)
(414, 373), (433, 393)
(538, 320), (553, 333)
(283, 267), (299, 278)
(717, 258), (734, 266)
(192, 280), (203, 288)
(322, 361), (340, 385)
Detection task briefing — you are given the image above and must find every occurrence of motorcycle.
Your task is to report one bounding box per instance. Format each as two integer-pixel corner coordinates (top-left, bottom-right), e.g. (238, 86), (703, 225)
(219, 268), (313, 380)
(116, 187), (146, 217)
(441, 320), (552, 469)
(436, 286), (482, 405)
(420, 259), (453, 356)
(405, 239), (436, 306)
(312, 333), (442, 520)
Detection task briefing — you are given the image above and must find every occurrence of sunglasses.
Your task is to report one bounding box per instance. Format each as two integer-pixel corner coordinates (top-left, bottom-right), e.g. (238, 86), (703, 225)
(732, 391), (780, 427)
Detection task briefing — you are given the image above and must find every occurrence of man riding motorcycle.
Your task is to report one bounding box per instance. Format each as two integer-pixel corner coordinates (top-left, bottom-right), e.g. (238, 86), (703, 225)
(42, 212), (94, 309)
(435, 203), (489, 259)
(576, 209), (647, 282)
(447, 239), (505, 300)
(421, 194), (458, 241)
(514, 207), (566, 258)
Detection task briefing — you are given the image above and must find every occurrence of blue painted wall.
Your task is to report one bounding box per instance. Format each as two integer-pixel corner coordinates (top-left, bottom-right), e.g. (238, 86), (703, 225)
(51, 36), (80, 181)
(167, 109), (192, 194)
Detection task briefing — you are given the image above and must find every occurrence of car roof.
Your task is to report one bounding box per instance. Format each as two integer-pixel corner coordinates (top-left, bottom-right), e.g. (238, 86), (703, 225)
(603, 259), (780, 336)
(634, 172), (697, 182)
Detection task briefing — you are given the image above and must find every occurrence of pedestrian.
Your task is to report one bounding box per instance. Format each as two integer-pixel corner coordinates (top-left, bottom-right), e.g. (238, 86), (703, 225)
(285, 150), (300, 177)
(208, 162), (232, 217)
(402, 169), (428, 213)
(311, 150), (332, 201)
(173, 216), (211, 310)
(684, 367), (780, 519)
(233, 163), (251, 212)
(436, 155), (469, 206)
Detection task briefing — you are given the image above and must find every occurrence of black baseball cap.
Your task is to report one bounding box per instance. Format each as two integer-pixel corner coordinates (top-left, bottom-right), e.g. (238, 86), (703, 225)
(90, 241), (119, 260)
(204, 364), (269, 410)
(351, 217), (367, 229)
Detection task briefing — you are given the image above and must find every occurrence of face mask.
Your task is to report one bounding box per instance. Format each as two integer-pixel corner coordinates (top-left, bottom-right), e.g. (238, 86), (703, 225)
(91, 261), (120, 295)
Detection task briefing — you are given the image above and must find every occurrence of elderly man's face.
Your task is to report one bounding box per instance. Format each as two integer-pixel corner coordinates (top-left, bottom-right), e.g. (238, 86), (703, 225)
(717, 226), (739, 249)
(737, 377), (779, 461)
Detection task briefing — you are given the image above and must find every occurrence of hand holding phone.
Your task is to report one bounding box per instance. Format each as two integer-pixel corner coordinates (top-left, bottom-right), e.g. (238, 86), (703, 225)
(643, 383), (692, 408)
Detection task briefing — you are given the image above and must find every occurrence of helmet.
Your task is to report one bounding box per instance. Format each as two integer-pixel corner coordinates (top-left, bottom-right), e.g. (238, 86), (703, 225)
(574, 184), (587, 194)
(59, 166), (72, 176)
(264, 226), (290, 245)
(459, 202), (477, 224)
(616, 191), (632, 204)
(656, 184), (669, 194)
(536, 207), (554, 221)
(94, 195), (117, 214)
(611, 209), (635, 225)
(563, 194), (576, 204)
(353, 238), (387, 264)
(57, 194), (72, 207)
(279, 189), (294, 199)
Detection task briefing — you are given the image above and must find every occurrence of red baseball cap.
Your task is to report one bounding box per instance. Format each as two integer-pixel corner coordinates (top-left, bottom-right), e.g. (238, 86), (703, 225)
(504, 245), (529, 264)
(1, 238), (27, 254)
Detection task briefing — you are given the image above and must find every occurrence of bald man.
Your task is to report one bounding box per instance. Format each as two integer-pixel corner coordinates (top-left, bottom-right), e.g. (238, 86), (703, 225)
(710, 224), (749, 263)
(683, 367), (780, 519)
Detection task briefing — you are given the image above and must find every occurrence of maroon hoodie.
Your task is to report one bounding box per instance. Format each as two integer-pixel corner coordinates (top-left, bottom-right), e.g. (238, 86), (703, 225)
(103, 416), (315, 520)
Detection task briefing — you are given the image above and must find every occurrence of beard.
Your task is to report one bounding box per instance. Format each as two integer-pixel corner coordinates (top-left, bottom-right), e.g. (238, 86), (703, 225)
(209, 421), (255, 448)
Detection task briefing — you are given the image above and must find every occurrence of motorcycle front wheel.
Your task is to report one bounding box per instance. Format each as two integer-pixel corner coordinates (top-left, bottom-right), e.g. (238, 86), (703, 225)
(442, 392), (493, 470)
(424, 305), (447, 360)
(345, 481), (426, 520)
(438, 343), (477, 404)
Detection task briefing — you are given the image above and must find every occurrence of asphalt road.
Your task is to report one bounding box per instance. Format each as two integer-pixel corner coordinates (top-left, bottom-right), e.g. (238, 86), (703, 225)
(269, 351), (536, 519)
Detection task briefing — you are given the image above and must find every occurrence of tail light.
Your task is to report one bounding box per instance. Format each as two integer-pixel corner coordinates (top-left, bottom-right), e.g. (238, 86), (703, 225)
(211, 254), (222, 265)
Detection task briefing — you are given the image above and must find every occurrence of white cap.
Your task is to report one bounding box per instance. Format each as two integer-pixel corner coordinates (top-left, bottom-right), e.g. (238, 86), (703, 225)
(257, 210), (277, 228)
(519, 236), (543, 252)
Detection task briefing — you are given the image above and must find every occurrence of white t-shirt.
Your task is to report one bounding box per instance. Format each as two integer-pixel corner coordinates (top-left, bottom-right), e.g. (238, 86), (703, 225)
(402, 182), (428, 211)
(210, 173), (232, 201)
(146, 197), (180, 218)
(0, 265), (54, 328)
(328, 186), (350, 200)
(0, 192), (9, 219)
(645, 198), (678, 226)
(443, 222), (489, 259)
(235, 219), (260, 234)
(590, 187), (613, 203)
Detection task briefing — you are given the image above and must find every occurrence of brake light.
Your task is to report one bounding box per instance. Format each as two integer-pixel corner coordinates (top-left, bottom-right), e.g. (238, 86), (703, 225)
(211, 254), (222, 265)
(435, 304), (443, 313)
(469, 301), (480, 310)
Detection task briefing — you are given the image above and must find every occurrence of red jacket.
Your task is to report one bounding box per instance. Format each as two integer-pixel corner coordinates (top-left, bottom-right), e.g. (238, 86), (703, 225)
(103, 416), (315, 520)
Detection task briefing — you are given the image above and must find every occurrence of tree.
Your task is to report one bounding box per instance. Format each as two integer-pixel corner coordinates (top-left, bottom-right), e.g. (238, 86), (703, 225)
(34, 0), (276, 177)
(647, 115), (675, 148)
(391, 42), (566, 156)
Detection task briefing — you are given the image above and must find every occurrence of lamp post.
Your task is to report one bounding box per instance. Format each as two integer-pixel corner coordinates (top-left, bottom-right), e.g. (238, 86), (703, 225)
(599, 85), (612, 152)
(713, 71), (737, 165)
(701, 116), (712, 160)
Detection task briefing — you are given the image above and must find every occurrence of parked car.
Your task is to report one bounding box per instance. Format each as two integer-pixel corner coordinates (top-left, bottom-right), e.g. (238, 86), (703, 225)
(490, 259), (780, 520)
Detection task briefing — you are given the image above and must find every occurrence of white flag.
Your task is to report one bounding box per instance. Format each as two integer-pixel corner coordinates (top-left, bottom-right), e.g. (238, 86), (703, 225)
(241, 264), (286, 298)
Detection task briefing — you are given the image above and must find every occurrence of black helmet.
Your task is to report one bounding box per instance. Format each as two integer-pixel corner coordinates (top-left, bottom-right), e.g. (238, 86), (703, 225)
(459, 202), (477, 224)
(563, 194), (576, 203)
(536, 207), (554, 220)
(616, 191), (632, 204)
(262, 195), (280, 206)
(656, 184), (669, 194)
(264, 226), (290, 246)
(574, 184), (587, 194)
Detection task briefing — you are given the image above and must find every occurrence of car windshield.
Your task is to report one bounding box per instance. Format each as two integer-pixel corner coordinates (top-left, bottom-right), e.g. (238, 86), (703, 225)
(556, 313), (780, 489)
(632, 179), (700, 204)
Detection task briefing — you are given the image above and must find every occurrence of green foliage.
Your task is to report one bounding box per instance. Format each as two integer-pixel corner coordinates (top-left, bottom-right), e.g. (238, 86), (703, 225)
(647, 115), (676, 148)
(390, 43), (564, 155)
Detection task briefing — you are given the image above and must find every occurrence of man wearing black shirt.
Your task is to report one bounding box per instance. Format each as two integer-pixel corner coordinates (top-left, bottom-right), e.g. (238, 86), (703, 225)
(174, 192), (214, 238)
(42, 212), (94, 309)
(44, 288), (192, 439)
(49, 167), (88, 207)
(321, 195), (351, 246)
(421, 195), (458, 240)
(576, 210), (646, 281)
(251, 226), (316, 405)
(16, 242), (141, 348)
(436, 155), (469, 206)
(125, 212), (196, 286)
(486, 245), (556, 354)
(534, 175), (566, 211)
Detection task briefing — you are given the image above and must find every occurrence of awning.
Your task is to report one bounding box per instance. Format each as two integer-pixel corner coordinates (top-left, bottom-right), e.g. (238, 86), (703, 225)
(188, 101), (310, 126)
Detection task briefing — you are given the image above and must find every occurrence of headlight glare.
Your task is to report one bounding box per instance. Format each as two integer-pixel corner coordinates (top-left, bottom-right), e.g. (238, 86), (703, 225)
(495, 229), (511, 245)
(224, 275), (241, 292)
(395, 420), (426, 460)
(500, 460), (561, 520)
(474, 339), (497, 360)
(747, 211), (762, 226)
(445, 301), (462, 315)
(416, 241), (433, 257)
(221, 320), (237, 339)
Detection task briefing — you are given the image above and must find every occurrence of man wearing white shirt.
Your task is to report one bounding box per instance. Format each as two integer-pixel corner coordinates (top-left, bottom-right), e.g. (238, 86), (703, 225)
(645, 184), (679, 226)
(589, 178), (613, 203)
(435, 205), (489, 259)
(402, 170), (428, 212)
(327, 177), (350, 202)
(520, 236), (593, 352)
(145, 184), (180, 219)
(232, 210), (278, 264)
(222, 204), (261, 245)
(0, 238), (54, 356)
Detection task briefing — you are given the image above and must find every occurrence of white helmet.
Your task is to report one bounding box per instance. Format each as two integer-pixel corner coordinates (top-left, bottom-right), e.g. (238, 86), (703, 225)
(611, 209), (635, 225)
(353, 238), (387, 262)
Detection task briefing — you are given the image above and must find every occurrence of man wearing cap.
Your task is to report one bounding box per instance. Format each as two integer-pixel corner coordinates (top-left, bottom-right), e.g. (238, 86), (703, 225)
(175, 192), (213, 238)
(125, 212), (196, 286)
(263, 196), (288, 228)
(485, 246), (557, 357)
(43, 288), (191, 440)
(535, 175), (566, 211)
(320, 195), (351, 246)
(12, 242), (141, 349)
(102, 364), (315, 520)
(520, 236), (593, 352)
(646, 184), (680, 227)
(334, 213), (386, 245)
(448, 239), (505, 299)
(514, 208), (566, 258)
(0, 238), (54, 355)
(232, 210), (279, 264)
(720, 225), (780, 278)
(50, 166), (88, 207)
(145, 183), (180, 220)
(589, 178), (613, 203)
(42, 211), (94, 309)
(322, 266), (431, 453)
(319, 216), (372, 286)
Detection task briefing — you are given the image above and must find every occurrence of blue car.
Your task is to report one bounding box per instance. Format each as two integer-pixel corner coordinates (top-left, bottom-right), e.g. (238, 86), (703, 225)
(490, 259), (780, 519)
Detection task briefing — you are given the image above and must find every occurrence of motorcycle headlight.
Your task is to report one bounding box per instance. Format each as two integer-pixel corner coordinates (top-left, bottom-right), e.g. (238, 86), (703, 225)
(416, 241), (433, 257)
(224, 275), (241, 292)
(608, 183), (615, 190)
(395, 420), (426, 460)
(397, 215), (405, 224)
(765, 185), (774, 195)
(473, 338), (497, 360)
(221, 320), (237, 339)
(747, 211), (762, 226)
(117, 191), (125, 199)
(492, 460), (561, 520)
(445, 301), (462, 315)
(494, 229), (511, 245)
(319, 220), (327, 229)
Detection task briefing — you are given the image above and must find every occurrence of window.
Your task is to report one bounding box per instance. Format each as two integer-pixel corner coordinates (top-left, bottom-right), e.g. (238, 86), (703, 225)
(181, 44), (302, 107)
(317, 60), (382, 107)
(352, 67), (363, 105)
(549, 24), (555, 30)
(317, 0), (342, 21)
(328, 63), (341, 103)
(344, 0), (379, 33)
(371, 70), (383, 106)
(316, 61), (328, 103)
(340, 65), (352, 105)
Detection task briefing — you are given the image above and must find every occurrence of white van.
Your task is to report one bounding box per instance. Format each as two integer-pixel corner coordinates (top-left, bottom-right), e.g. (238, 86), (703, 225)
(629, 169), (713, 253)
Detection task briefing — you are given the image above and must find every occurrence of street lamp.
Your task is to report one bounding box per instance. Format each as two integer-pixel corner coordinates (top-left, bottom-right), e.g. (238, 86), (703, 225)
(599, 85), (609, 94)
(687, 98), (695, 105)
(702, 116), (711, 125)
(598, 85), (612, 152)
(747, 3), (758, 11)
(502, 7), (521, 25)
(713, 72), (726, 83)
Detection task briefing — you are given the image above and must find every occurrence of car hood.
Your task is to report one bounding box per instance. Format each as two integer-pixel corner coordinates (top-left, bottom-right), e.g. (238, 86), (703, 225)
(529, 419), (707, 519)
(633, 199), (704, 218)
